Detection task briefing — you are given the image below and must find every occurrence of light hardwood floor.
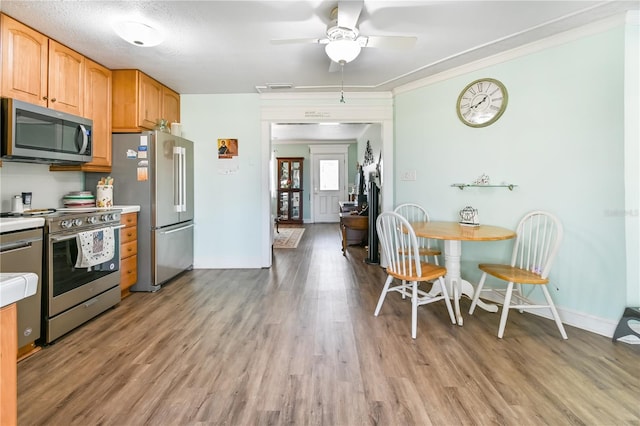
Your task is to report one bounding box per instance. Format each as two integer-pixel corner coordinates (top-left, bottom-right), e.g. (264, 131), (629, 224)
(17, 224), (639, 425)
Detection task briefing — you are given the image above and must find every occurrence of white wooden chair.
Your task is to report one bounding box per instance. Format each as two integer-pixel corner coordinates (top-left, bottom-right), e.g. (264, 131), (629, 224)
(394, 203), (441, 265)
(469, 211), (568, 339)
(374, 211), (455, 339)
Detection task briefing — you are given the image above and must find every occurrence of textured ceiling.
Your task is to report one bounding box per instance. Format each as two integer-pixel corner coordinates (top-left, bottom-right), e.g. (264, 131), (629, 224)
(1, 1), (637, 95)
(0, 1), (636, 141)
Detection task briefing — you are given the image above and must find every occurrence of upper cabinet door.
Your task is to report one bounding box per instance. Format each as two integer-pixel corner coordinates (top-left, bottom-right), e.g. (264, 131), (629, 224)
(138, 73), (162, 129)
(82, 59), (112, 170)
(0, 14), (48, 106)
(162, 86), (180, 125)
(50, 59), (112, 172)
(48, 40), (84, 116)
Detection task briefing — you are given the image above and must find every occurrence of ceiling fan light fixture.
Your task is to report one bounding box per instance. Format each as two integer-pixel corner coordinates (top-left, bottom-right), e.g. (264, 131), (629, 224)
(113, 21), (164, 47)
(325, 39), (361, 64)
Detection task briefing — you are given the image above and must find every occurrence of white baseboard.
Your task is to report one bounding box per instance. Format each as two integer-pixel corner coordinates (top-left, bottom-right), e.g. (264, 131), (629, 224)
(476, 292), (619, 338)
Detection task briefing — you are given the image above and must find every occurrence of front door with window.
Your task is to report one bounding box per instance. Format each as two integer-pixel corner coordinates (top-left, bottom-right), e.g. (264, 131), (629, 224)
(312, 152), (346, 223)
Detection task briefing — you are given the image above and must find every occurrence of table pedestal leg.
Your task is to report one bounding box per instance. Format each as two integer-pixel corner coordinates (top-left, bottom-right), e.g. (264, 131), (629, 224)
(427, 240), (499, 325)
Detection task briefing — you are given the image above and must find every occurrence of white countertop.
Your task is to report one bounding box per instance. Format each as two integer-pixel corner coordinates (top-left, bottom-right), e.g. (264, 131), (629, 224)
(0, 217), (46, 234)
(0, 272), (38, 308)
(113, 205), (140, 214)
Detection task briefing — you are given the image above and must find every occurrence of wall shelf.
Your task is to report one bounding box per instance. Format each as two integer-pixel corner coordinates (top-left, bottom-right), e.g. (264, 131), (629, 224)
(451, 183), (518, 191)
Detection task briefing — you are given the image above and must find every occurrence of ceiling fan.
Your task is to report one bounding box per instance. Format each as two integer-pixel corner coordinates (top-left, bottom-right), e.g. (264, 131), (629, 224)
(271, 0), (417, 69)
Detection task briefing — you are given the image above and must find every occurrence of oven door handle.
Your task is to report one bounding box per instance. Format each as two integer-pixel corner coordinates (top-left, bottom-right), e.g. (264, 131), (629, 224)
(50, 225), (126, 242)
(50, 234), (78, 243)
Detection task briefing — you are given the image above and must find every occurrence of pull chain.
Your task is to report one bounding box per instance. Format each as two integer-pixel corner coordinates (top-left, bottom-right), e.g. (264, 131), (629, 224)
(340, 62), (346, 103)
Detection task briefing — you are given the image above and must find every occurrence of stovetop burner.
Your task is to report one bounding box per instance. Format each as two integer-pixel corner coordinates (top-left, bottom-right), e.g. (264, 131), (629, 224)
(1, 208), (122, 232)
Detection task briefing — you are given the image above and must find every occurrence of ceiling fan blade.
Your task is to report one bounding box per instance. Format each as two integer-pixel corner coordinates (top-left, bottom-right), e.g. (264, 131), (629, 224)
(270, 37), (328, 45)
(361, 35), (417, 49)
(337, 0), (364, 29)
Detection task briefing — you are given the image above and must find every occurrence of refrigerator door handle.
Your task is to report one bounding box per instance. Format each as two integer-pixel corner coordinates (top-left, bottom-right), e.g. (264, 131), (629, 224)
(160, 224), (194, 235)
(173, 146), (181, 212)
(181, 147), (187, 212)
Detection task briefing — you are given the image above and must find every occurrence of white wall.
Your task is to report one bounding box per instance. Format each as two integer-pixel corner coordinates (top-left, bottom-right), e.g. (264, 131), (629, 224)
(180, 94), (263, 268)
(393, 17), (635, 337)
(0, 162), (83, 211)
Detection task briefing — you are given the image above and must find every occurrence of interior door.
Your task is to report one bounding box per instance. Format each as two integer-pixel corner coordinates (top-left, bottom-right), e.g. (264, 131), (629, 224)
(313, 153), (346, 223)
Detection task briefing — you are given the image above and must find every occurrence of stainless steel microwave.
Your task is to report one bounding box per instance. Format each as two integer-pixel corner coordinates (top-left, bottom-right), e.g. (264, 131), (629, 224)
(1, 98), (93, 164)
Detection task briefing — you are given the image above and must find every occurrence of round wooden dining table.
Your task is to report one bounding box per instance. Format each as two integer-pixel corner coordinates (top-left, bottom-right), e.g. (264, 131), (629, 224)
(410, 221), (516, 325)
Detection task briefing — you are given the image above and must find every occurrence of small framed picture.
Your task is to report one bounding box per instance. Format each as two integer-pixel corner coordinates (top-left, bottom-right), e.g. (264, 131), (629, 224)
(218, 139), (238, 159)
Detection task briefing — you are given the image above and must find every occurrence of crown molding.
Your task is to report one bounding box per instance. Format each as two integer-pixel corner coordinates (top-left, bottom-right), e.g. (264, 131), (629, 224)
(393, 13), (629, 95)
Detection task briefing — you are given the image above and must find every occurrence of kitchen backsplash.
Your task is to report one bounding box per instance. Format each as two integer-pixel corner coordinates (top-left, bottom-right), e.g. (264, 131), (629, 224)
(0, 162), (84, 212)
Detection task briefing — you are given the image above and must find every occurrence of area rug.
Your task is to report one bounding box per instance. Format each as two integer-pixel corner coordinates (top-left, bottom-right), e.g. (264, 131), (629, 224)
(273, 227), (305, 249)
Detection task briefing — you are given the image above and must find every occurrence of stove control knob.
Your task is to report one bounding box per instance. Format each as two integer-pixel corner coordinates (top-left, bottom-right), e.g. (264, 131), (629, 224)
(108, 213), (117, 221)
(87, 216), (97, 224)
(61, 220), (72, 229)
(73, 218), (83, 227)
(100, 214), (109, 221)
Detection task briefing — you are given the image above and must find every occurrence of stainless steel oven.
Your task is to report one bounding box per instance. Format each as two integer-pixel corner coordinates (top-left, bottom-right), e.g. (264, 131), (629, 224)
(43, 210), (123, 343)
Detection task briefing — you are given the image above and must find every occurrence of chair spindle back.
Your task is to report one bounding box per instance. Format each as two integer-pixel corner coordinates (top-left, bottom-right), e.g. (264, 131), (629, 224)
(511, 211), (563, 278)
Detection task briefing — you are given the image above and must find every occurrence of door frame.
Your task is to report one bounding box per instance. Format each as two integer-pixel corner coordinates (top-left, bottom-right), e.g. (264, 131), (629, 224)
(309, 144), (349, 223)
(260, 92), (395, 268)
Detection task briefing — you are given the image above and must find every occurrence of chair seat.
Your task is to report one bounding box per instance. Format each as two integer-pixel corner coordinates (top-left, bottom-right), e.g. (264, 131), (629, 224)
(399, 247), (441, 257)
(479, 263), (549, 285)
(388, 261), (446, 282)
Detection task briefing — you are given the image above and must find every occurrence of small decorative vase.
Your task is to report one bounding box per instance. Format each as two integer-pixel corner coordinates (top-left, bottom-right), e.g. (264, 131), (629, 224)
(156, 119), (169, 132)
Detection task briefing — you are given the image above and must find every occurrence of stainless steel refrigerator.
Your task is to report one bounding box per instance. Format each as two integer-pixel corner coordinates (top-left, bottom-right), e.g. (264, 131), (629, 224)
(86, 131), (194, 292)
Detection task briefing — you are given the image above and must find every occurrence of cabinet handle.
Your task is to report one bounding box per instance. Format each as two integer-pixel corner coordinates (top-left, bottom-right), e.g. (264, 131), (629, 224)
(42, 96), (48, 100)
(51, 98), (57, 102)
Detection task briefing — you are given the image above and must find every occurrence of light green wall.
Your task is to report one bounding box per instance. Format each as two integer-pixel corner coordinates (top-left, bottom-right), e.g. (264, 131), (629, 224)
(394, 26), (628, 323)
(624, 13), (639, 307)
(180, 94), (263, 268)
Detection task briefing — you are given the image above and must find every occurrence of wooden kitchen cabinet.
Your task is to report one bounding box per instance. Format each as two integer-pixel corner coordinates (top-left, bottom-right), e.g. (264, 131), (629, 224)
(50, 58), (112, 172)
(1, 14), (48, 106)
(162, 86), (181, 125)
(0, 14), (84, 116)
(47, 40), (84, 116)
(0, 303), (17, 426)
(112, 69), (180, 132)
(119, 213), (138, 298)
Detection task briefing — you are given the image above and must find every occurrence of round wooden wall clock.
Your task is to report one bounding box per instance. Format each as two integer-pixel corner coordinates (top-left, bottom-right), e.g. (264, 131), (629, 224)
(456, 78), (508, 128)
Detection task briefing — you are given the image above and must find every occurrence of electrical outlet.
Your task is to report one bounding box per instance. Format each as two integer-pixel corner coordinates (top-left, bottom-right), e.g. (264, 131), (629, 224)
(401, 170), (417, 181)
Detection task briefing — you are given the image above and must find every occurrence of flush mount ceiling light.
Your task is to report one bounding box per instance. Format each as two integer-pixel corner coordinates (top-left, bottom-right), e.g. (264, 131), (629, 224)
(325, 39), (361, 64)
(113, 21), (164, 47)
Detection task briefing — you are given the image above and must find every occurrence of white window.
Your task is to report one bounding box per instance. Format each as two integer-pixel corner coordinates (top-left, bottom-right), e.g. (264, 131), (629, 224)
(319, 160), (339, 191)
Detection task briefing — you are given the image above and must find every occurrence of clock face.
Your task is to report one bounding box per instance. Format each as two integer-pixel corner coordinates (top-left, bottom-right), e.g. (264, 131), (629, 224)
(457, 78), (508, 127)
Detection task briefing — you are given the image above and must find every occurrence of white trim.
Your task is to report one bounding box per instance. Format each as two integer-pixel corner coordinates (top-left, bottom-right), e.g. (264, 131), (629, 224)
(309, 144), (349, 154)
(260, 92), (394, 267)
(476, 292), (620, 338)
(394, 13), (628, 95)
(529, 304), (620, 339)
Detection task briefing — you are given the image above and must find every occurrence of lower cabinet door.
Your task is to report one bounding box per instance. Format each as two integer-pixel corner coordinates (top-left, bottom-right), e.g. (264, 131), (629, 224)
(120, 255), (138, 292)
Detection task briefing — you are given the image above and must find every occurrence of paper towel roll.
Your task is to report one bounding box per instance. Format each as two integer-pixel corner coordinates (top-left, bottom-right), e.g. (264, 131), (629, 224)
(171, 122), (182, 137)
